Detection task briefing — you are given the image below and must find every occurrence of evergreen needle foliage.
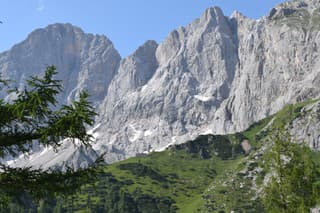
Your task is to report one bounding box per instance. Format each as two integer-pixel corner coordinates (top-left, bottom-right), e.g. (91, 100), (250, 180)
(263, 133), (320, 212)
(0, 66), (100, 208)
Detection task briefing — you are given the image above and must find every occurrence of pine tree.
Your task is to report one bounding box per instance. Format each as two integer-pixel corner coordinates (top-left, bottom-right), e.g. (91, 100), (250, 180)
(263, 133), (320, 212)
(0, 66), (101, 208)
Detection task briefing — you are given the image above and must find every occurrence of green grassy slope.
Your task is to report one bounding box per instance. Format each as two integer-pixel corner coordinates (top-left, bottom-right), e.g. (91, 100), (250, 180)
(7, 99), (320, 212)
(64, 135), (246, 212)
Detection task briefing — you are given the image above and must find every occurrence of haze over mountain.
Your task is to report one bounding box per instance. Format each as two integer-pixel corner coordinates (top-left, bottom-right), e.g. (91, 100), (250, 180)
(1, 0), (320, 169)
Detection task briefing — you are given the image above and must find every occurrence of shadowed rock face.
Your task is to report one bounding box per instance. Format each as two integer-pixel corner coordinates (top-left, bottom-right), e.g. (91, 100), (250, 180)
(2, 0), (320, 169)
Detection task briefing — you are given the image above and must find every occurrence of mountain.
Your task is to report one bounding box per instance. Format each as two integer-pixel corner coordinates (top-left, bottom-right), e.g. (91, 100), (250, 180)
(95, 0), (320, 163)
(7, 98), (320, 212)
(2, 0), (320, 169)
(0, 23), (121, 168)
(0, 23), (121, 105)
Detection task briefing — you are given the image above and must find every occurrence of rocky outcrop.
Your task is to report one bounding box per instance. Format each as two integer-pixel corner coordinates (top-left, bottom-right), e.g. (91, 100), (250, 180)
(2, 0), (320, 168)
(100, 40), (158, 110)
(289, 100), (320, 150)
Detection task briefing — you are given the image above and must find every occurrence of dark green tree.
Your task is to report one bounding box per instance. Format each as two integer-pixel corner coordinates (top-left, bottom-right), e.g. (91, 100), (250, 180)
(263, 133), (320, 212)
(0, 66), (101, 208)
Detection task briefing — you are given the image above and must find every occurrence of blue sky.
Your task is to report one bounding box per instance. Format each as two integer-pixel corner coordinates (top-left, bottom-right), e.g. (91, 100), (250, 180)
(0, 0), (285, 57)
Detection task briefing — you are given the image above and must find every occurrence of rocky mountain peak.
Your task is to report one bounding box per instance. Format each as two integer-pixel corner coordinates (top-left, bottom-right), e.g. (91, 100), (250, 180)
(230, 11), (245, 19)
(21, 23), (92, 51)
(131, 40), (158, 59)
(0, 23), (121, 105)
(200, 7), (230, 30)
(229, 11), (253, 22)
(100, 39), (159, 113)
(32, 23), (83, 35)
(202, 7), (225, 22)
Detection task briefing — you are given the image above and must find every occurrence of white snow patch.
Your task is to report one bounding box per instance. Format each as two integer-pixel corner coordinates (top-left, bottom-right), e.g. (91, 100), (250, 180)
(67, 86), (80, 104)
(194, 95), (214, 102)
(88, 123), (103, 150)
(88, 123), (101, 141)
(200, 129), (214, 135)
(144, 130), (153, 137)
(72, 138), (81, 146)
(128, 125), (153, 141)
(39, 146), (52, 156)
(6, 160), (15, 166)
(141, 85), (148, 92)
(154, 142), (174, 152)
(88, 123), (101, 134)
(4, 123), (103, 169)
(154, 137), (177, 152)
(129, 125), (143, 142)
(18, 153), (26, 160)
(92, 132), (100, 140)
(171, 136), (177, 143)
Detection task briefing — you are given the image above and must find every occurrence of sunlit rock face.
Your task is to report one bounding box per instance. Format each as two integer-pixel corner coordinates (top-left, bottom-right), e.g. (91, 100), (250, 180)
(2, 0), (320, 169)
(0, 23), (121, 170)
(289, 100), (320, 151)
(0, 23), (121, 105)
(94, 0), (320, 163)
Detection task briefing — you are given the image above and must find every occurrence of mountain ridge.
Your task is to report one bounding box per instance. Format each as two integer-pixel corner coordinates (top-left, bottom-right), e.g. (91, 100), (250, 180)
(1, 0), (320, 169)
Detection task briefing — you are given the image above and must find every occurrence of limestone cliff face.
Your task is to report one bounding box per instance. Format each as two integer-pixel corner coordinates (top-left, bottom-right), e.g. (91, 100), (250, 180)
(0, 23), (121, 105)
(95, 7), (240, 162)
(92, 0), (320, 163)
(2, 0), (320, 169)
(223, 0), (320, 134)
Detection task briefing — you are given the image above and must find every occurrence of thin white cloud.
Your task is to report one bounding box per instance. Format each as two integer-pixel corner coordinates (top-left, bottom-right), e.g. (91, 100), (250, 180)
(37, 0), (45, 12)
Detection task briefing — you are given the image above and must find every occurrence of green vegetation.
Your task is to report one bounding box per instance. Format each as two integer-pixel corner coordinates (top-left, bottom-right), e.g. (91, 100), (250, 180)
(0, 66), (99, 209)
(4, 95), (320, 212)
(311, 7), (320, 28)
(263, 134), (320, 212)
(201, 100), (320, 212)
(271, 5), (320, 31)
(272, 8), (311, 29)
(42, 137), (245, 212)
(6, 133), (246, 212)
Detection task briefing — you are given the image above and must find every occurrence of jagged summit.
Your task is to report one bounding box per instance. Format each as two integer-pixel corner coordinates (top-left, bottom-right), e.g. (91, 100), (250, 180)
(99, 38), (159, 114)
(31, 23), (84, 34)
(131, 40), (158, 58)
(202, 7), (225, 21)
(230, 11), (246, 19)
(197, 6), (231, 31)
(0, 22), (121, 105)
(2, 0), (320, 169)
